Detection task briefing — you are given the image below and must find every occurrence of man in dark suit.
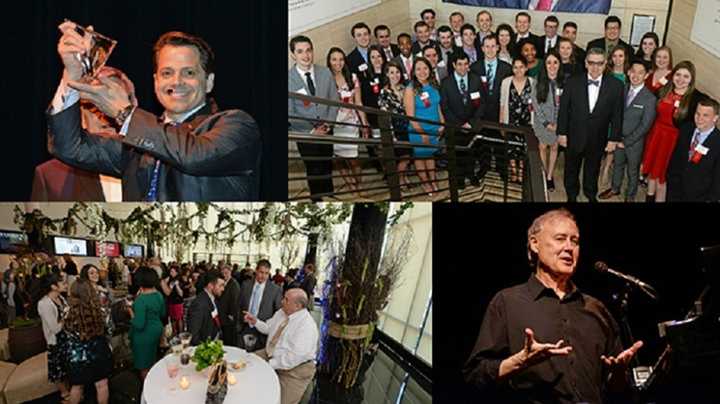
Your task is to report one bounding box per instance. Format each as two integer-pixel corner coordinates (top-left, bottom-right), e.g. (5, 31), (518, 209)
(441, 50), (485, 188)
(599, 60), (657, 202)
(238, 259), (283, 350)
(667, 98), (720, 202)
(557, 48), (624, 202)
(471, 34), (513, 181)
(537, 15), (562, 60)
(411, 21), (442, 56)
(51, 25), (261, 201)
(374, 25), (400, 61)
(299, 263), (318, 311)
(513, 12), (542, 58)
(347, 22), (372, 75)
(288, 35), (339, 201)
(437, 26), (458, 74)
(586, 16), (632, 59)
(458, 24), (483, 65)
(188, 271), (226, 345)
(217, 264), (241, 346)
(392, 33), (415, 82)
(562, 22), (586, 65)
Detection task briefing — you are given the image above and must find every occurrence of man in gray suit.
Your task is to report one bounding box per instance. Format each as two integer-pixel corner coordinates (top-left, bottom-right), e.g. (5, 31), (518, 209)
(238, 259), (283, 350)
(599, 60), (657, 202)
(288, 35), (339, 201)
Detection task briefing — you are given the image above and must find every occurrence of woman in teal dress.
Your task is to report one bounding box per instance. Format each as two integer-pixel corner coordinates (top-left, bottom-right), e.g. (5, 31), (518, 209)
(128, 267), (165, 380)
(404, 57), (444, 196)
(600, 45), (630, 186)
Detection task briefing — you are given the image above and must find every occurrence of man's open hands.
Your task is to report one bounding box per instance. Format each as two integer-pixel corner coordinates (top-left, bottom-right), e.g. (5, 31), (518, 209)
(498, 328), (573, 379)
(601, 340), (643, 369)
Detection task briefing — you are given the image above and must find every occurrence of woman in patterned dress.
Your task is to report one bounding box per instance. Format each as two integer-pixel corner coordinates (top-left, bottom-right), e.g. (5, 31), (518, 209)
(500, 56), (535, 183)
(378, 60), (410, 190)
(37, 274), (70, 402)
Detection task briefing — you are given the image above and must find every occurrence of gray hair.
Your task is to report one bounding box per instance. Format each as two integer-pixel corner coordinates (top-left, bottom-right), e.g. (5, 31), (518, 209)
(586, 47), (606, 60)
(527, 208), (576, 267)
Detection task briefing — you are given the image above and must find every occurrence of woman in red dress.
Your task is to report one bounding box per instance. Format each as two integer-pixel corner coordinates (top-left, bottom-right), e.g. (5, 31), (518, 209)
(645, 46), (673, 94)
(641, 61), (697, 202)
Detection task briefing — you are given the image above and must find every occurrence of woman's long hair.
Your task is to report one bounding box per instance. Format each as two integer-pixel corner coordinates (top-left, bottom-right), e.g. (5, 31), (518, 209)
(557, 37), (576, 66)
(495, 23), (516, 54)
(64, 278), (105, 341)
(651, 46), (673, 72)
(326, 47), (355, 91)
(536, 51), (563, 104)
(606, 45), (629, 76)
(411, 57), (439, 95)
(657, 60), (696, 122)
(635, 32), (659, 60)
(382, 60), (405, 90)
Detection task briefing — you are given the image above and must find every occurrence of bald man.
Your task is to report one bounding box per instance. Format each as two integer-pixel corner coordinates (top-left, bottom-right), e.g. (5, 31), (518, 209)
(244, 288), (319, 404)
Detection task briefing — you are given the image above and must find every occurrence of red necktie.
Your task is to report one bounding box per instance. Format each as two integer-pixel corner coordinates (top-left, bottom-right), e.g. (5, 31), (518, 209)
(537, 0), (553, 11)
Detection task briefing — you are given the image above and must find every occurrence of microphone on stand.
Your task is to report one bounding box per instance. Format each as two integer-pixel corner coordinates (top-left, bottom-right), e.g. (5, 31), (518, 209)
(594, 261), (659, 300)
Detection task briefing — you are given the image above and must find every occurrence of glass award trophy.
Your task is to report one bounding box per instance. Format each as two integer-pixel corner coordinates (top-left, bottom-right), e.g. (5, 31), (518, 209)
(65, 19), (117, 81)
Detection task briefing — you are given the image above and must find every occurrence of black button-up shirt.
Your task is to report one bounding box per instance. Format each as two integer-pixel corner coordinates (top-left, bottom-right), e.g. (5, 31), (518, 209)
(463, 275), (623, 404)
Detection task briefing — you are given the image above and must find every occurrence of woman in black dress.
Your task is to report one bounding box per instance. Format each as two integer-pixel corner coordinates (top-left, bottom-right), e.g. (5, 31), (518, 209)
(378, 60), (411, 189)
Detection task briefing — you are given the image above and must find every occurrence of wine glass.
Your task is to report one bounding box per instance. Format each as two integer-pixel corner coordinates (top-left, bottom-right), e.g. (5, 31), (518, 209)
(243, 334), (257, 352)
(164, 353), (180, 391)
(179, 332), (192, 350)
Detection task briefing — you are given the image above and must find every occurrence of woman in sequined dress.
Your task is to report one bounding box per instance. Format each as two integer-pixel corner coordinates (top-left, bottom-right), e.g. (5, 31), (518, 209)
(37, 274), (70, 402)
(63, 278), (112, 404)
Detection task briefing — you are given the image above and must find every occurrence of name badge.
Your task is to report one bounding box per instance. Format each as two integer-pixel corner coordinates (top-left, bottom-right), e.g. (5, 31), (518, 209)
(420, 91), (430, 100)
(659, 77), (668, 86)
(674, 100), (680, 108)
(340, 90), (353, 99)
(295, 87), (308, 95)
(211, 308), (219, 319)
(470, 91), (481, 100)
(372, 77), (380, 85)
(480, 76), (487, 83)
(696, 144), (709, 155)
(437, 60), (446, 68)
(358, 63), (368, 72)
(556, 88), (563, 97)
(403, 73), (409, 80)
(632, 104), (644, 109)
(416, 52), (423, 58)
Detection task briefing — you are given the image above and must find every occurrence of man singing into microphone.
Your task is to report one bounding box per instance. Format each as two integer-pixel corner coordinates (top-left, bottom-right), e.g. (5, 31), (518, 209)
(463, 208), (643, 403)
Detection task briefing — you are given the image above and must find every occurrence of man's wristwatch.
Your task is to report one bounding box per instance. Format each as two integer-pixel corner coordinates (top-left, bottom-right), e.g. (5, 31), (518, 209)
(115, 104), (134, 127)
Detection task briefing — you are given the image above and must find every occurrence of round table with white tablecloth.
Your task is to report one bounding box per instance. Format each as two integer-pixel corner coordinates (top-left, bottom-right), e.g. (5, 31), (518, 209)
(142, 346), (281, 404)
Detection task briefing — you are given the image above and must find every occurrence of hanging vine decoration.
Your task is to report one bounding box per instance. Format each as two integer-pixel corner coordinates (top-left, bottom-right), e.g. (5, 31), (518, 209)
(12, 203), (412, 256)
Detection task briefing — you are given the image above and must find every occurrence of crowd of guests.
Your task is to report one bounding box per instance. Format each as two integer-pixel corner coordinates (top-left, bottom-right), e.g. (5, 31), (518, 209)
(1, 255), (319, 404)
(289, 8), (720, 202)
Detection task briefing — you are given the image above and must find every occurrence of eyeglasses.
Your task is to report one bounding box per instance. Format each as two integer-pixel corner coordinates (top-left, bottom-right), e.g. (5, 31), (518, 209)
(587, 61), (606, 66)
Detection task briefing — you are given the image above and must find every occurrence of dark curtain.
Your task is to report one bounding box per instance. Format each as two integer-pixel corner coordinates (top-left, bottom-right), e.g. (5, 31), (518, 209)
(0, 0), (287, 201)
(434, 204), (720, 403)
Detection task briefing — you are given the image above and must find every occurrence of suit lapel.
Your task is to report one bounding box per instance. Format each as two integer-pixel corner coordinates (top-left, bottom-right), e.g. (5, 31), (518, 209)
(290, 65), (310, 94)
(593, 74), (611, 115)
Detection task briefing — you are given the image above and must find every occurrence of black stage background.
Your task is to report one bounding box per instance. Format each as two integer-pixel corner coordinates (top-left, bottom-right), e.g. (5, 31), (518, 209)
(1, 0), (287, 201)
(434, 204), (719, 403)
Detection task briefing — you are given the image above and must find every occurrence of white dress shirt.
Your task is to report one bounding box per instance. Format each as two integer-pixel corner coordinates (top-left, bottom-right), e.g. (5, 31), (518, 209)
(545, 35), (558, 53)
(256, 308), (319, 370)
(295, 65), (316, 90)
(587, 74), (603, 113)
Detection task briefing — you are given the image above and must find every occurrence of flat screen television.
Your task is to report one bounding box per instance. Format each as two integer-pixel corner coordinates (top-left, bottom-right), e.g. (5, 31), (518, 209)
(0, 230), (28, 254)
(95, 241), (121, 257)
(53, 236), (89, 256)
(123, 244), (144, 258)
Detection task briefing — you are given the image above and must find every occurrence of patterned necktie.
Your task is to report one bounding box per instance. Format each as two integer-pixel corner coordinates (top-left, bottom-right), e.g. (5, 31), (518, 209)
(405, 58), (412, 78)
(689, 130), (700, 160)
(460, 77), (467, 104)
(145, 161), (161, 201)
(537, 0), (553, 11)
(487, 62), (495, 93)
(266, 317), (289, 358)
(305, 72), (316, 96)
(249, 283), (261, 316)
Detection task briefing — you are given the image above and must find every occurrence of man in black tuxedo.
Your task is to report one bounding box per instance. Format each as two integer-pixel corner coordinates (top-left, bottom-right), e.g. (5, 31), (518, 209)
(411, 21), (441, 56)
(347, 22), (372, 75)
(513, 12), (541, 58)
(667, 98), (720, 201)
(586, 16), (632, 59)
(557, 48), (624, 202)
(237, 259), (283, 350)
(188, 271), (226, 345)
(471, 35), (512, 181)
(374, 25), (400, 61)
(537, 15), (562, 60)
(563, 22), (586, 65)
(441, 51), (485, 189)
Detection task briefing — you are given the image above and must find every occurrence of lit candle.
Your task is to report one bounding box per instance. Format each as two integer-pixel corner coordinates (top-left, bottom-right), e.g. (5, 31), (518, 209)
(179, 376), (190, 390)
(227, 373), (236, 385)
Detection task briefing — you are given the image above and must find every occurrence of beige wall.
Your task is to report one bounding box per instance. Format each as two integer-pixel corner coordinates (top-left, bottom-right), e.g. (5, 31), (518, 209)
(288, 0), (411, 68)
(666, 0), (720, 100)
(410, 0), (671, 50)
